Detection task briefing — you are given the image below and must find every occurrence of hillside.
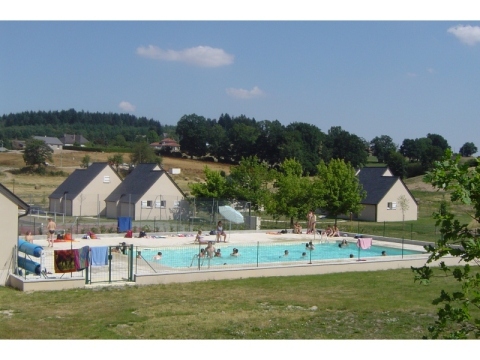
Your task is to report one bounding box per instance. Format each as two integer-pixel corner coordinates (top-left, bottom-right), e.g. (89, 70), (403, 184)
(0, 150), (232, 197)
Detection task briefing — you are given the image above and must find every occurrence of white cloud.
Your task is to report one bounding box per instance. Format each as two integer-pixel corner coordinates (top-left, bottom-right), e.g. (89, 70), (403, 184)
(136, 45), (234, 67)
(225, 86), (265, 99)
(119, 101), (136, 112)
(447, 25), (480, 45)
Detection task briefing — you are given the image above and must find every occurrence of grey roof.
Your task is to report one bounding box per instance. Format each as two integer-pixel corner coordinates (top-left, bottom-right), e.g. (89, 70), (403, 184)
(49, 163), (120, 199)
(59, 134), (89, 145)
(33, 136), (63, 146)
(0, 182), (30, 211)
(105, 163), (185, 203)
(357, 167), (401, 205)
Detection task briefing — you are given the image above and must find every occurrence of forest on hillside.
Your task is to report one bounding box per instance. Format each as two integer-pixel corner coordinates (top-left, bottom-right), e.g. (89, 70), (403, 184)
(0, 109), (163, 145)
(2, 109), (476, 179)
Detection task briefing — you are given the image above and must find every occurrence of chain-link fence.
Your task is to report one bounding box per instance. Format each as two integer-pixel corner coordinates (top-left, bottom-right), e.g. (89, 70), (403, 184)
(14, 238), (425, 285)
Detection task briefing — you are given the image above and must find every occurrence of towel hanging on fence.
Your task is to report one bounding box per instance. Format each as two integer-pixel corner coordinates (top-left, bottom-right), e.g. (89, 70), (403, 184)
(90, 246), (108, 266)
(54, 250), (76, 273)
(74, 246), (90, 270)
(356, 238), (372, 250)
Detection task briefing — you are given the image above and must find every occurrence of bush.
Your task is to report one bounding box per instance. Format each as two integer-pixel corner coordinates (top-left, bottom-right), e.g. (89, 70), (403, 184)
(99, 225), (106, 233)
(406, 162), (425, 178)
(90, 227), (98, 234)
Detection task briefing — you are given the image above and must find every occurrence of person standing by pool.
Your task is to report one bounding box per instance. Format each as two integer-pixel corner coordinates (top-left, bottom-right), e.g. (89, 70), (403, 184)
(306, 211), (313, 234)
(46, 218), (56, 247)
(216, 221), (227, 242)
(310, 211), (317, 234)
(205, 241), (216, 258)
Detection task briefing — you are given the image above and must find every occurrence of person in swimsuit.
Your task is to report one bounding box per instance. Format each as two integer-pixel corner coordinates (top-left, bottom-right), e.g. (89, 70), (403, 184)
(46, 218), (56, 247)
(216, 221), (227, 242)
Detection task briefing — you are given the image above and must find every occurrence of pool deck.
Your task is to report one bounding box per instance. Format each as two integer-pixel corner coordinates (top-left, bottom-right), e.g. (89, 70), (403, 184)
(30, 230), (426, 252)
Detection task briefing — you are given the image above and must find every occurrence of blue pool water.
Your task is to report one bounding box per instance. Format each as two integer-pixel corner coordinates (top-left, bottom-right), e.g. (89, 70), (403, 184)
(138, 241), (423, 269)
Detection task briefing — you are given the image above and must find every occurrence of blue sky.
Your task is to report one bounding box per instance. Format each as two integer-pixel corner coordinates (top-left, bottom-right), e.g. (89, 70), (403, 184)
(1, 5), (480, 155)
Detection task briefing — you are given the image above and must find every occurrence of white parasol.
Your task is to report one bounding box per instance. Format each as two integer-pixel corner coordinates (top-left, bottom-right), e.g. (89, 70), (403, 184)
(219, 206), (244, 228)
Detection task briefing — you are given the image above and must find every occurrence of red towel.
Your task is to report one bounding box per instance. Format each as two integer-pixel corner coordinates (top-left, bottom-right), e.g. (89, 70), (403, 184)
(356, 238), (372, 249)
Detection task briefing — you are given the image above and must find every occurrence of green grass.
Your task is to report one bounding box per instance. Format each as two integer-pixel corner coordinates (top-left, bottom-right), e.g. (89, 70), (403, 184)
(0, 268), (470, 339)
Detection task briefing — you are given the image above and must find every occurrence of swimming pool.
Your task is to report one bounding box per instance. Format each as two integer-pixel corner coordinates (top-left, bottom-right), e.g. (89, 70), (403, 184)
(137, 240), (424, 269)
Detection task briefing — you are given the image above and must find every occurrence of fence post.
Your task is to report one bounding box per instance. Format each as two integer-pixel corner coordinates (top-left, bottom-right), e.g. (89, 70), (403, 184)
(383, 221), (386, 237)
(129, 244), (134, 281)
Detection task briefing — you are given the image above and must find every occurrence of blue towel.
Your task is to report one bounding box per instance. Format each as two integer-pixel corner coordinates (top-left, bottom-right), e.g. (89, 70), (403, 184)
(117, 217), (132, 232)
(90, 246), (108, 266)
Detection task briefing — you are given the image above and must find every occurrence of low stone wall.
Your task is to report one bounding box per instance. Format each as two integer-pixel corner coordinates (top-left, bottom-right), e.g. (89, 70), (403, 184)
(134, 255), (459, 286)
(7, 274), (85, 292)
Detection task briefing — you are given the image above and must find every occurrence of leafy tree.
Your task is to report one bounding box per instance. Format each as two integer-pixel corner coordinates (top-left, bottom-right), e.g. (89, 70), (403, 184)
(176, 114), (209, 158)
(23, 138), (53, 168)
(370, 135), (397, 163)
(427, 133), (449, 152)
(413, 149), (480, 339)
(111, 134), (127, 147)
(189, 166), (229, 199)
(206, 123), (229, 162)
(399, 138), (419, 162)
(265, 159), (316, 227)
(459, 142), (478, 157)
(80, 154), (91, 169)
(386, 151), (408, 179)
(108, 153), (124, 172)
(129, 141), (162, 166)
(322, 126), (368, 169)
(313, 159), (366, 225)
(146, 130), (160, 144)
(228, 122), (260, 162)
(227, 156), (274, 210)
(256, 120), (285, 166)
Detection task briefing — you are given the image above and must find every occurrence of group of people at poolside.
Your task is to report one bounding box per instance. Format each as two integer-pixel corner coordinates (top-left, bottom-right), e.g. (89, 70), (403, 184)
(293, 212), (341, 239)
(194, 221), (227, 244)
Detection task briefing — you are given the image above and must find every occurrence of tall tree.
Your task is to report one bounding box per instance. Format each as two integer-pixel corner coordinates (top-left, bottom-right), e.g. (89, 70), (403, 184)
(459, 142), (478, 157)
(322, 126), (368, 168)
(413, 150), (480, 339)
(386, 151), (408, 179)
(176, 114), (209, 158)
(108, 153), (124, 172)
(189, 166), (229, 199)
(129, 141), (162, 166)
(265, 159), (316, 227)
(227, 156), (273, 210)
(313, 159), (366, 225)
(23, 138), (54, 168)
(370, 135), (397, 163)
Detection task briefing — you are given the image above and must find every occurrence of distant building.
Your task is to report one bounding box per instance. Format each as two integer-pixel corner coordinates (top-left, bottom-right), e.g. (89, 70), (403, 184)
(59, 134), (89, 147)
(354, 167), (418, 222)
(150, 138), (181, 152)
(32, 136), (63, 151)
(48, 163), (122, 216)
(105, 163), (186, 220)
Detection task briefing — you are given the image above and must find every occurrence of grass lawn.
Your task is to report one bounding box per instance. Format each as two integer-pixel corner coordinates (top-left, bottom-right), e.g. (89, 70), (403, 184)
(0, 268), (468, 340)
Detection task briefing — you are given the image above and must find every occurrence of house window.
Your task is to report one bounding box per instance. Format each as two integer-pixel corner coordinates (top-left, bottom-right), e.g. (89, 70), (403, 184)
(387, 202), (397, 210)
(141, 201), (153, 208)
(174, 200), (180, 208)
(103, 176), (110, 183)
(155, 200), (166, 208)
